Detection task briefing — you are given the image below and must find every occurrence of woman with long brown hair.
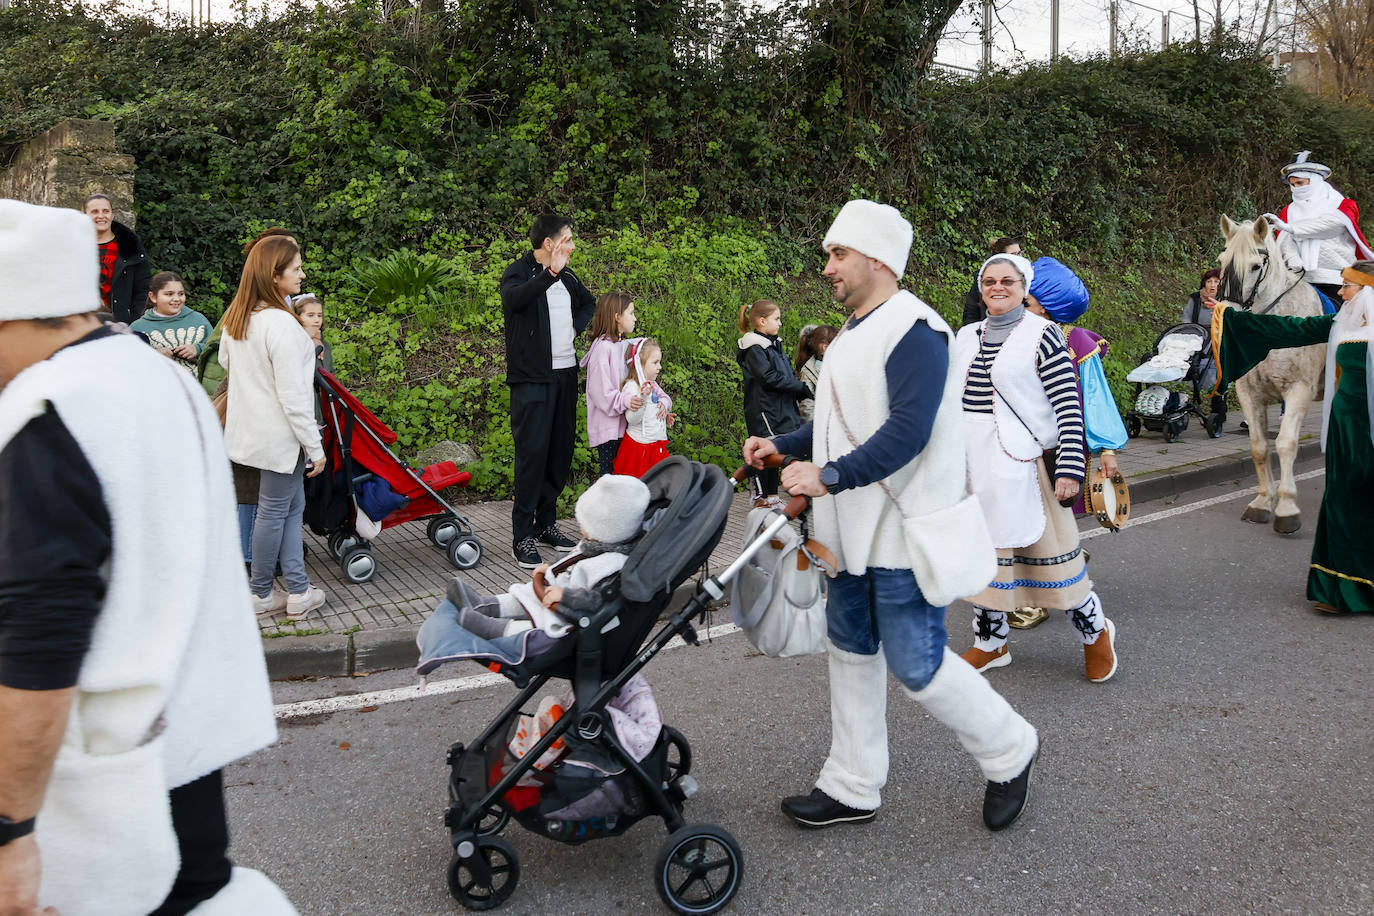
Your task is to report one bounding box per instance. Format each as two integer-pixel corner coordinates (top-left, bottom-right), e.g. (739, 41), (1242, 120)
(219, 235), (328, 619)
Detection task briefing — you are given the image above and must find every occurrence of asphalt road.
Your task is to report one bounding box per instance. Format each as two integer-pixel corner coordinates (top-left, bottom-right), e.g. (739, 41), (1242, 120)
(230, 460), (1372, 916)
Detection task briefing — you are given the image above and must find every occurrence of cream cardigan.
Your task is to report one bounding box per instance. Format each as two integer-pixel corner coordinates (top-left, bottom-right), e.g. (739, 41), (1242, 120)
(219, 307), (324, 473)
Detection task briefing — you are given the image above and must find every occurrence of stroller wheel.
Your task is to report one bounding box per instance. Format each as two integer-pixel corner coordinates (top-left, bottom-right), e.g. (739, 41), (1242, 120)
(1125, 416), (1141, 439)
(428, 515), (462, 549)
(476, 804), (510, 837)
(447, 535), (483, 570)
(662, 726), (692, 785)
(448, 836), (519, 911)
(340, 546), (377, 584)
(654, 824), (743, 915)
(327, 531), (360, 561)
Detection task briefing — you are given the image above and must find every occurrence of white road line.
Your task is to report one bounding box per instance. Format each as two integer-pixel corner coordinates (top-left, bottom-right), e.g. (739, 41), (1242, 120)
(273, 621), (742, 719)
(277, 467), (1326, 718)
(1079, 467), (1325, 540)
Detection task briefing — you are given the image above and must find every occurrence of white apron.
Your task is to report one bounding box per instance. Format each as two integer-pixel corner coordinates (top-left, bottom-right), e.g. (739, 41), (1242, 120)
(963, 412), (1045, 548)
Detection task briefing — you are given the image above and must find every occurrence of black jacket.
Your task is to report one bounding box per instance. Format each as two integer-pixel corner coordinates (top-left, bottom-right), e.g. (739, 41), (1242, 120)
(736, 332), (811, 438)
(961, 277), (986, 328)
(104, 221), (151, 324)
(499, 251), (596, 385)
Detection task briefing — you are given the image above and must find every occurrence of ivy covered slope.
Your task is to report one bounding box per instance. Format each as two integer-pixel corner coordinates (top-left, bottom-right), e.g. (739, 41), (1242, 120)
(5, 0), (1374, 505)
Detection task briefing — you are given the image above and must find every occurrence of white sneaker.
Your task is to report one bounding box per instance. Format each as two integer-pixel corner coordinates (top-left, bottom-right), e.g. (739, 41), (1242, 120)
(251, 588), (288, 617)
(285, 585), (327, 620)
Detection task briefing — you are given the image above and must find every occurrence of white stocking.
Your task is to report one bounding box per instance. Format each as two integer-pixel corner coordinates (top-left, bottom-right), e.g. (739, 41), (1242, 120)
(815, 641), (889, 810)
(906, 648), (1038, 783)
(1065, 591), (1106, 645)
(971, 606), (1009, 652)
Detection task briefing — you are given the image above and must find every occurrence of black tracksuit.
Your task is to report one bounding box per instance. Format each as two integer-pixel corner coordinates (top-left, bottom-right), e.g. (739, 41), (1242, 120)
(499, 252), (596, 544)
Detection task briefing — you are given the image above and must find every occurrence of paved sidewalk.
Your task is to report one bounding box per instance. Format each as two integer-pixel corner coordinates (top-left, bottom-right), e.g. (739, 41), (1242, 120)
(261, 402), (1324, 678)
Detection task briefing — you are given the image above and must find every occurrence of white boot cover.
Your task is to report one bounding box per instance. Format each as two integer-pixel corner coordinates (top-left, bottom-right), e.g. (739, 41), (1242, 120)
(187, 867), (299, 915)
(907, 647), (1038, 783)
(814, 641), (889, 810)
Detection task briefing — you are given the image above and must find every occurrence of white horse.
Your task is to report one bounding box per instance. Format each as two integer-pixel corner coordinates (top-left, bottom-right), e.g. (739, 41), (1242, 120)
(1216, 214), (1327, 534)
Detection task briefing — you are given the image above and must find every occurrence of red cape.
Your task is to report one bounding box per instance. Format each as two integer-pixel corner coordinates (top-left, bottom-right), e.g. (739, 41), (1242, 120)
(1280, 198), (1374, 260)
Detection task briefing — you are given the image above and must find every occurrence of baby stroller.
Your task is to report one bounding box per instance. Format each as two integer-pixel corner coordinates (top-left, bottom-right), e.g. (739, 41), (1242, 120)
(430, 457), (805, 914)
(308, 369), (483, 583)
(1124, 323), (1224, 443)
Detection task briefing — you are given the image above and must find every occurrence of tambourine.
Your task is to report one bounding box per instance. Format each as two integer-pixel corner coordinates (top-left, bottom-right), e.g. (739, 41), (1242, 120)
(1083, 469), (1130, 531)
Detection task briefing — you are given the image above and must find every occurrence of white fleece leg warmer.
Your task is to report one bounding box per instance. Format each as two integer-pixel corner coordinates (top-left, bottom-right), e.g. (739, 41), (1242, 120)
(188, 867), (299, 915)
(906, 647), (1038, 783)
(814, 641), (889, 811)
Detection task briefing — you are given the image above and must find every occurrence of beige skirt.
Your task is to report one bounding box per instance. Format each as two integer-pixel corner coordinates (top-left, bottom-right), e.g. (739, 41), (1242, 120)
(968, 458), (1092, 613)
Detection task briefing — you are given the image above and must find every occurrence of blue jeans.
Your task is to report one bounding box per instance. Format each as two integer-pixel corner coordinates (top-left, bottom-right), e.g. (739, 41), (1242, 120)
(826, 567), (948, 691)
(237, 504), (257, 564)
(249, 455), (309, 597)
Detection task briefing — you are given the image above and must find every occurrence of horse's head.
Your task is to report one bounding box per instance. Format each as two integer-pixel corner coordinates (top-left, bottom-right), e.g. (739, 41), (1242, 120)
(1217, 214), (1299, 310)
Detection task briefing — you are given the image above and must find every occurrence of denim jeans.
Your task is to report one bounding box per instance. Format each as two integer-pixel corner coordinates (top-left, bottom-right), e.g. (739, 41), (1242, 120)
(826, 567), (948, 691)
(236, 504), (257, 564)
(249, 455), (308, 597)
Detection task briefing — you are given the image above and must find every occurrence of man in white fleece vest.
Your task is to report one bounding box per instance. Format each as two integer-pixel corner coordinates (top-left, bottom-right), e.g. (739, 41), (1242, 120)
(0, 201), (294, 915)
(744, 200), (1038, 832)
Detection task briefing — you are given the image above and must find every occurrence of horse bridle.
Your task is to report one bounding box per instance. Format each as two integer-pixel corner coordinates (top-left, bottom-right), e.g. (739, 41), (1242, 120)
(1221, 245), (1306, 316)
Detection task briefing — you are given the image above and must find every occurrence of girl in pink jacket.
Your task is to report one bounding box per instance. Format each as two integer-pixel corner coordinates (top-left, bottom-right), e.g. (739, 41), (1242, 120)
(580, 291), (642, 475)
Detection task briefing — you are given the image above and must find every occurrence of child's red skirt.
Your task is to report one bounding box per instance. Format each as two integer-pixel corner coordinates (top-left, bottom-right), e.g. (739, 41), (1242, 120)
(612, 437), (669, 478)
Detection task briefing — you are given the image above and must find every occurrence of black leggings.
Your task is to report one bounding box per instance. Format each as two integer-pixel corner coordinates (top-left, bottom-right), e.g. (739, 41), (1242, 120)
(596, 440), (620, 477)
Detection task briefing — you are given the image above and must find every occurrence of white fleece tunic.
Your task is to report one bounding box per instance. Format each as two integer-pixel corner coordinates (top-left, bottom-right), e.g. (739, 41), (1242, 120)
(0, 333), (278, 915)
(219, 306), (324, 473)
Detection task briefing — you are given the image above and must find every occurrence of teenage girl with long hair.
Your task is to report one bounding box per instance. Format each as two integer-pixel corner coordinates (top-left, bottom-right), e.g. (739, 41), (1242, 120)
(580, 291), (642, 475)
(219, 235), (328, 620)
(794, 323), (838, 423)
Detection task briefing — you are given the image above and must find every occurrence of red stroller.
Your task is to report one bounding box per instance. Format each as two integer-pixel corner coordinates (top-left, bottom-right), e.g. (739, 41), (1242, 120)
(311, 369), (484, 584)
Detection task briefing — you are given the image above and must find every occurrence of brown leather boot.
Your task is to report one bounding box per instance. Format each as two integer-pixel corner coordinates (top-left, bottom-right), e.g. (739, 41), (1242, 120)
(1083, 618), (1118, 682)
(960, 644), (1010, 672)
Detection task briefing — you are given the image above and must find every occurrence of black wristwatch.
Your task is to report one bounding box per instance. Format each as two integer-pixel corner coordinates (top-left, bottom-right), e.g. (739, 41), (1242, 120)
(819, 462), (841, 492)
(0, 815), (35, 846)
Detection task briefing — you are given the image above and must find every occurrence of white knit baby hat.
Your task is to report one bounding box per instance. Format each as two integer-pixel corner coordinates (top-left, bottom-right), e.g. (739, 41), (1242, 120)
(822, 199), (914, 279)
(0, 200), (101, 320)
(576, 474), (652, 544)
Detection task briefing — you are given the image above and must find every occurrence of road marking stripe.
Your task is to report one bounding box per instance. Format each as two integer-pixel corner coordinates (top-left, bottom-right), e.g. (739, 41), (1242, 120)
(274, 621), (742, 719)
(277, 467), (1326, 718)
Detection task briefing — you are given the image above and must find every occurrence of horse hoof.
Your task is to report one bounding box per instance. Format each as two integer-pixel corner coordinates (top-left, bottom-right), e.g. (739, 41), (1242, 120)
(1273, 514), (1301, 535)
(1242, 507), (1272, 524)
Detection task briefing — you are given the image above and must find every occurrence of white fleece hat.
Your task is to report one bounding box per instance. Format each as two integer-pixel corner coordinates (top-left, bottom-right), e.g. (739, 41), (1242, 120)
(822, 199), (913, 278)
(0, 200), (101, 320)
(576, 474), (652, 545)
(977, 253), (1035, 293)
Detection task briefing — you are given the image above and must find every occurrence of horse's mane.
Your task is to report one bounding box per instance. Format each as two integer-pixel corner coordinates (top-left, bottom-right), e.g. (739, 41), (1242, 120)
(1218, 215), (1321, 318)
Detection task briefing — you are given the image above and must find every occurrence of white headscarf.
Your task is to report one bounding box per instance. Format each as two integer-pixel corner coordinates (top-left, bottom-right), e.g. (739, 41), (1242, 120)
(1321, 283), (1374, 449)
(976, 253), (1035, 294)
(1285, 176), (1351, 272)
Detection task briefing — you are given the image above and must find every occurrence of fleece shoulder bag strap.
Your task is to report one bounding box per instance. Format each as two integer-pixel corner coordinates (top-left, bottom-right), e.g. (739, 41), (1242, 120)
(825, 374), (996, 608)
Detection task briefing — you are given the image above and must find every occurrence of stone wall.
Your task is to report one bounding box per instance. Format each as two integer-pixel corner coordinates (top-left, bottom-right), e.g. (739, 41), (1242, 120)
(1, 119), (136, 226)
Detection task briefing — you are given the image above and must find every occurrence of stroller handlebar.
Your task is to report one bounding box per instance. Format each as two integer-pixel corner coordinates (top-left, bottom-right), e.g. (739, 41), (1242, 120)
(732, 455), (811, 521)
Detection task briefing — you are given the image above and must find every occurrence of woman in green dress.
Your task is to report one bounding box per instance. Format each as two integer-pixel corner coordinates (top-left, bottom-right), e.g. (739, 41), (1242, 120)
(1211, 261), (1374, 614)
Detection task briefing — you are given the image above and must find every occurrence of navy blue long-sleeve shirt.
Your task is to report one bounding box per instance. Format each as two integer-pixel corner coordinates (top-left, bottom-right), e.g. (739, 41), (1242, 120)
(772, 309), (948, 493)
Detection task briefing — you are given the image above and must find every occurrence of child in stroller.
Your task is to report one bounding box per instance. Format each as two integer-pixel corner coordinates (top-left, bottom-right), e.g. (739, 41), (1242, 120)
(1124, 322), (1226, 442)
(416, 457), (747, 915)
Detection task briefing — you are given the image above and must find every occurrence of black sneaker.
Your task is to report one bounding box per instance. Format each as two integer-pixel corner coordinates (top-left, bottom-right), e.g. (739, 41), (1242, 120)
(512, 537), (543, 569)
(780, 788), (877, 829)
(983, 745), (1037, 831)
(536, 525), (577, 552)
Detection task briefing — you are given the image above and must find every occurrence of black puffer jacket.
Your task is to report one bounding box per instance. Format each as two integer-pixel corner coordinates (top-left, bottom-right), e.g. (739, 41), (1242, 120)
(736, 332), (811, 438)
(499, 251), (596, 385)
(105, 221), (151, 325)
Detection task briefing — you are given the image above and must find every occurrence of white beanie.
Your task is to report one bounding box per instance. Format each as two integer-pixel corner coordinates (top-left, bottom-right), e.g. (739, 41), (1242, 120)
(822, 200), (913, 279)
(977, 253), (1035, 293)
(576, 474), (652, 545)
(0, 200), (101, 320)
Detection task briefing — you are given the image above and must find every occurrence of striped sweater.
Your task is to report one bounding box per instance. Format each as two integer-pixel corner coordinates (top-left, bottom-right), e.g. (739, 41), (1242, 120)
(962, 325), (1087, 481)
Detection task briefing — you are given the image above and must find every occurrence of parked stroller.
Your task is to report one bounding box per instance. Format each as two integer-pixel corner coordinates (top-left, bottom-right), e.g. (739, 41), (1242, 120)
(308, 369), (483, 583)
(1124, 322), (1224, 443)
(428, 457), (808, 914)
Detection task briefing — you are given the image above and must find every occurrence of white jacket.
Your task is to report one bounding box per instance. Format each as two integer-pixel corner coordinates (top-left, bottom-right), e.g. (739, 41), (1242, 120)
(0, 333), (278, 915)
(219, 307), (324, 473)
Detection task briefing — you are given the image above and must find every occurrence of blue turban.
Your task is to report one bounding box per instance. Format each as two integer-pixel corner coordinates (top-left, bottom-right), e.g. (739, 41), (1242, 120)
(1028, 256), (1090, 323)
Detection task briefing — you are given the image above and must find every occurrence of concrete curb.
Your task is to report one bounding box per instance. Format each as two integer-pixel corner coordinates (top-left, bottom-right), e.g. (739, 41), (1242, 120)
(263, 443), (1324, 679)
